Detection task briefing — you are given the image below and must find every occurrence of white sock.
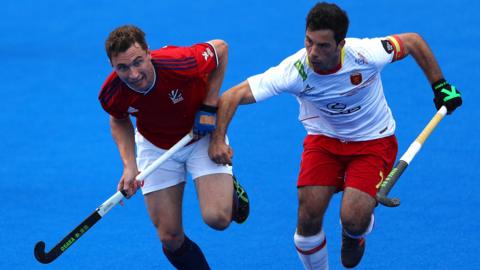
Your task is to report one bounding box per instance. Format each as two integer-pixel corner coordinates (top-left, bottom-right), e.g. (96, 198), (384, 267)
(294, 229), (329, 270)
(343, 213), (375, 239)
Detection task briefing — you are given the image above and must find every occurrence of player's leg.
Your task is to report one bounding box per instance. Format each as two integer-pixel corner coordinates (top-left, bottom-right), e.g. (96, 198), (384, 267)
(295, 186), (336, 270)
(294, 135), (345, 270)
(195, 173), (234, 229)
(340, 135), (398, 268)
(188, 134), (249, 227)
(137, 132), (210, 269)
(340, 188), (375, 269)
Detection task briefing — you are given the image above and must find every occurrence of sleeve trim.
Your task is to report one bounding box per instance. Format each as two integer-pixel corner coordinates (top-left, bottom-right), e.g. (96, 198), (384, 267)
(387, 35), (405, 62)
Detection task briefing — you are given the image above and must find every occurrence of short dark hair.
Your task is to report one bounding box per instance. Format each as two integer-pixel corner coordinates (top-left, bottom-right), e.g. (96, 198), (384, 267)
(105, 25), (148, 60)
(306, 2), (349, 44)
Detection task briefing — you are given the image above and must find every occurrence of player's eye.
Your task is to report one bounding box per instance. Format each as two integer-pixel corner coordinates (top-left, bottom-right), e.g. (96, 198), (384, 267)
(133, 59), (144, 67)
(116, 65), (129, 72)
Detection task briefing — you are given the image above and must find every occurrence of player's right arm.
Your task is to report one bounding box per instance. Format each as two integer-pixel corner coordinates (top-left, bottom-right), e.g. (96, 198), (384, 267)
(209, 80), (256, 165)
(109, 116), (140, 198)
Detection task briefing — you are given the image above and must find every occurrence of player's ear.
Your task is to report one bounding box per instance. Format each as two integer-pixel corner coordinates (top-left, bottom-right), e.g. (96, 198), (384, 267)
(337, 39), (346, 50)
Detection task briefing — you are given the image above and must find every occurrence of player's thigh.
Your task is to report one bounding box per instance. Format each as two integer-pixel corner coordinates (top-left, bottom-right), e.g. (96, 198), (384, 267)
(298, 135), (345, 189)
(340, 187), (376, 223)
(344, 135), (398, 198)
(136, 131), (187, 195)
(195, 173), (233, 213)
(297, 186), (337, 235)
(144, 182), (185, 234)
(187, 134), (233, 211)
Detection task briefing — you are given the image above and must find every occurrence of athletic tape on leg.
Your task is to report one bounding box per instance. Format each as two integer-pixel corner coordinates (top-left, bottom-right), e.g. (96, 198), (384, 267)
(294, 230), (329, 270)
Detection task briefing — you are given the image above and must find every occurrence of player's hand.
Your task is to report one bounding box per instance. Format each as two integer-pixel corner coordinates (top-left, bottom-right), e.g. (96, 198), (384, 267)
(432, 79), (462, 114)
(117, 166), (141, 200)
(193, 104), (217, 138)
(209, 137), (233, 166)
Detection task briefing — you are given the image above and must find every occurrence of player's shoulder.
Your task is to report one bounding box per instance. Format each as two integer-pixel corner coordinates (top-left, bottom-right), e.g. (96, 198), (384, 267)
(344, 37), (392, 61)
(150, 44), (211, 70)
(99, 72), (124, 105)
(278, 48), (309, 80)
(344, 37), (383, 50)
(150, 46), (194, 61)
(345, 36), (398, 53)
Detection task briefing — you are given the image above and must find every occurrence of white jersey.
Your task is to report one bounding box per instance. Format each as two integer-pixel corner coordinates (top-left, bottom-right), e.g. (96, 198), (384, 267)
(248, 36), (403, 141)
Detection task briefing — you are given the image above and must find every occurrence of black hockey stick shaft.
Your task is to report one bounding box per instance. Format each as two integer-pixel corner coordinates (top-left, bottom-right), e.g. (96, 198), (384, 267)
(376, 106), (447, 207)
(34, 132), (193, 264)
(34, 210), (102, 264)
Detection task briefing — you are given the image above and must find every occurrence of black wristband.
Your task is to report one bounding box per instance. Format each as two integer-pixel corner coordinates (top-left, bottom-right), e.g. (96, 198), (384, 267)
(432, 79), (447, 91)
(199, 104), (218, 113)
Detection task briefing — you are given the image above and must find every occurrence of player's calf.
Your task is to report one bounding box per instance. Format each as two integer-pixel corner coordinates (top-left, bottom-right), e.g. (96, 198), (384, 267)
(294, 229), (329, 270)
(340, 214), (374, 268)
(163, 235), (210, 270)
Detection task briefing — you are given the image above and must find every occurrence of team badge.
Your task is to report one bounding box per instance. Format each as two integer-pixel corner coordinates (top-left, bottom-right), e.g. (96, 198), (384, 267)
(169, 89), (184, 104)
(350, 72), (362, 85)
(381, 39), (394, 54)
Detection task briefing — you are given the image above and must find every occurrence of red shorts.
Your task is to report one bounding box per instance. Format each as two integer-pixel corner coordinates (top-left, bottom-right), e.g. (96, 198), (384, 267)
(297, 135), (398, 198)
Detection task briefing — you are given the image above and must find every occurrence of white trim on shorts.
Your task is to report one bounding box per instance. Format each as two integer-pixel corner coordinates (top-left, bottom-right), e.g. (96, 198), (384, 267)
(135, 131), (233, 195)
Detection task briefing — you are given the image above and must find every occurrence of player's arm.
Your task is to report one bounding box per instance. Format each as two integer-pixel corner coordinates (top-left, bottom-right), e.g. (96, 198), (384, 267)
(209, 80), (256, 165)
(109, 116), (139, 198)
(193, 39), (228, 137)
(204, 39), (228, 106)
(393, 33), (462, 113)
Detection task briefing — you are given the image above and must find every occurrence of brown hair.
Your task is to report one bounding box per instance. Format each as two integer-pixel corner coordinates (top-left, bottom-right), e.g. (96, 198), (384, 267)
(105, 25), (148, 60)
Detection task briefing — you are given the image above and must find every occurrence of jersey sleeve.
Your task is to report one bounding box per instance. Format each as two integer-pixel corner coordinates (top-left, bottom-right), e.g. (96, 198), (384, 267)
(152, 43), (218, 78)
(98, 75), (129, 119)
(357, 35), (406, 70)
(247, 54), (303, 102)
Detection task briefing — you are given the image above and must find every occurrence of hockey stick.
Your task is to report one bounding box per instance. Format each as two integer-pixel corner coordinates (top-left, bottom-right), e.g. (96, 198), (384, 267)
(34, 132), (193, 264)
(376, 106), (447, 207)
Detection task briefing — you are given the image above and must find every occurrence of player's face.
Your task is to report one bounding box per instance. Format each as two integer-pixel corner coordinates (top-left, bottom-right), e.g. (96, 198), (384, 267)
(111, 43), (154, 93)
(305, 29), (345, 72)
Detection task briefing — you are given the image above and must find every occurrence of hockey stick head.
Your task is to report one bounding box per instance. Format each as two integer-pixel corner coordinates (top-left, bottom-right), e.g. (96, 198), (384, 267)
(376, 195), (401, 207)
(34, 241), (57, 264)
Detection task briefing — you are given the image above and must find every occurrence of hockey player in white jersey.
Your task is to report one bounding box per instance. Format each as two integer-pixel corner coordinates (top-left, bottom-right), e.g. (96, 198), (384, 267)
(209, 2), (462, 269)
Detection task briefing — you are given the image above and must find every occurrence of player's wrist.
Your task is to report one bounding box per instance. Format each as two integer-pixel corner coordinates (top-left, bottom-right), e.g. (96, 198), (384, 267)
(431, 78), (447, 92)
(199, 104), (218, 113)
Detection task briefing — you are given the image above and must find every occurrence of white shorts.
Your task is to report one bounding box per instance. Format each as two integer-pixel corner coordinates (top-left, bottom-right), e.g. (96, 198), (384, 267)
(135, 131), (233, 195)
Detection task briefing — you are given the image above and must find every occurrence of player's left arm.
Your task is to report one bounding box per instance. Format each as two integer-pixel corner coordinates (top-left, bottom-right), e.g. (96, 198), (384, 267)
(392, 33), (462, 114)
(193, 39), (228, 136)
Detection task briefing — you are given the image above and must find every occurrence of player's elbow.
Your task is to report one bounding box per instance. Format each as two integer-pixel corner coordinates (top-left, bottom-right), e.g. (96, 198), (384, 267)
(222, 81), (256, 105)
(210, 39), (228, 63)
(399, 32), (425, 54)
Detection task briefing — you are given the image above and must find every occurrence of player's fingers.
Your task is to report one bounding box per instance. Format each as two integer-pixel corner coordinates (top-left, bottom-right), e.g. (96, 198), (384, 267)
(123, 182), (134, 199)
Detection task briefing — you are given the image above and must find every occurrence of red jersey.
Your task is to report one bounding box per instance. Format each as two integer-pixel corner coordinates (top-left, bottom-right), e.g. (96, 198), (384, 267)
(99, 43), (217, 149)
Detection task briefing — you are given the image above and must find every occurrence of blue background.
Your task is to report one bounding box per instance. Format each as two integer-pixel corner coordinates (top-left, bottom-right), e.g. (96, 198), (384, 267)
(2, 0), (479, 269)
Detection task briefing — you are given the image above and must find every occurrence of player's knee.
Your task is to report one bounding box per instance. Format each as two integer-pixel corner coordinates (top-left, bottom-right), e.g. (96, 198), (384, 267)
(297, 208), (323, 235)
(159, 230), (184, 251)
(202, 208), (231, 231)
(340, 211), (372, 235)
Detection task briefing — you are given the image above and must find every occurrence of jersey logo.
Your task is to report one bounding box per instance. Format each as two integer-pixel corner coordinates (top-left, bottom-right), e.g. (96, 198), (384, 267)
(322, 103), (361, 115)
(202, 47), (214, 61)
(169, 89), (184, 104)
(375, 171), (385, 189)
(127, 106), (139, 114)
(355, 52), (368, 65)
(300, 84), (315, 95)
(350, 72), (362, 85)
(381, 39), (394, 54)
(294, 60), (307, 81)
